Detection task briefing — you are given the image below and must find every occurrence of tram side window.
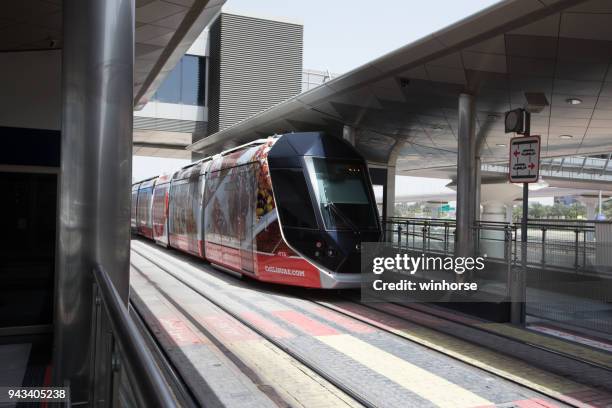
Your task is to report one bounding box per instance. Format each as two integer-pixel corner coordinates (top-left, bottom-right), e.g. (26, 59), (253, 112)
(131, 190), (138, 222)
(170, 182), (189, 235)
(138, 187), (152, 225)
(152, 183), (168, 222)
(186, 176), (199, 235)
(270, 169), (318, 229)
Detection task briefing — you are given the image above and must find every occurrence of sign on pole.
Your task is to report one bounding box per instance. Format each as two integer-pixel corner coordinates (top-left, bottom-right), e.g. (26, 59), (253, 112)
(509, 135), (540, 183)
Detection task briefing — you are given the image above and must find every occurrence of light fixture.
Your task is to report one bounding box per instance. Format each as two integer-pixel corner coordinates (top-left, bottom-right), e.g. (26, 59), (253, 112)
(496, 143), (506, 147)
(565, 98), (582, 105)
(559, 134), (573, 139)
(505, 108), (527, 134)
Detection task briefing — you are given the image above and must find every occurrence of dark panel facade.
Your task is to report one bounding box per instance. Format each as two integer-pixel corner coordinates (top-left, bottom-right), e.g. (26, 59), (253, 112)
(207, 13), (303, 135)
(0, 127), (61, 167)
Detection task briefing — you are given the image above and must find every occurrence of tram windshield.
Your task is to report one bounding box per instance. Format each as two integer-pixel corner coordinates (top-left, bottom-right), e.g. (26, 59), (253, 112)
(308, 158), (378, 230)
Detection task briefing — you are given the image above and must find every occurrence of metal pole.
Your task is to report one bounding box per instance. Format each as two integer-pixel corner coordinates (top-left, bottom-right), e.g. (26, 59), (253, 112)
(55, 0), (134, 400)
(384, 166), (396, 241)
(397, 224), (402, 247)
(512, 112), (530, 325)
(456, 93), (475, 257)
(541, 227), (546, 264)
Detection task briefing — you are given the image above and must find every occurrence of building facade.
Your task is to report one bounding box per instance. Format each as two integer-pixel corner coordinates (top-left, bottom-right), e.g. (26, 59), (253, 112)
(133, 12), (304, 159)
(207, 13), (303, 136)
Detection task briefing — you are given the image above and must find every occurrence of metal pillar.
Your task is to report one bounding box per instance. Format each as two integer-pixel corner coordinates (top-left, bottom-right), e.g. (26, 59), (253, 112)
(343, 124), (356, 146)
(55, 0), (134, 402)
(474, 159), (481, 221)
(385, 165), (396, 220)
(473, 134), (486, 222)
(513, 112), (531, 325)
(456, 93), (476, 256)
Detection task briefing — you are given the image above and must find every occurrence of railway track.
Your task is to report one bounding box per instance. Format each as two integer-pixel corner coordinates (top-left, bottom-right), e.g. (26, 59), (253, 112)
(129, 240), (605, 408)
(305, 297), (612, 406)
(378, 301), (612, 371)
(130, 244), (371, 408)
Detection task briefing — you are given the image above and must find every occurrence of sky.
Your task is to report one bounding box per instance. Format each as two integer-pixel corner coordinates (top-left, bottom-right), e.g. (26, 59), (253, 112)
(133, 0), (501, 193)
(223, 0), (500, 74)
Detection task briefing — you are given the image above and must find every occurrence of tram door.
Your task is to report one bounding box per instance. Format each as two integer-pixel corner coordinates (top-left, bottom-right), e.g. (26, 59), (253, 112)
(239, 164), (256, 274)
(0, 171), (56, 328)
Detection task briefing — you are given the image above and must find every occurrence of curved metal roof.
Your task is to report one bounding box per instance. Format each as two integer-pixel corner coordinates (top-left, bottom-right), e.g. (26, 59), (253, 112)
(189, 0), (612, 177)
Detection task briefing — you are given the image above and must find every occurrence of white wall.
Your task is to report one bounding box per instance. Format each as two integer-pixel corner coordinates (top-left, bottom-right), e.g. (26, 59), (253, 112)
(186, 29), (209, 57)
(135, 101), (207, 122)
(0, 50), (62, 130)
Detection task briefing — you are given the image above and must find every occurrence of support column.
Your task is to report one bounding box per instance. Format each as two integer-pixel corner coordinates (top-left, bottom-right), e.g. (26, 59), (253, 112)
(55, 0), (134, 401)
(383, 139), (404, 240)
(480, 201), (507, 258)
(456, 93), (476, 256)
(473, 136), (487, 222)
(343, 124), (356, 146)
(384, 165), (396, 221)
(505, 201), (515, 224)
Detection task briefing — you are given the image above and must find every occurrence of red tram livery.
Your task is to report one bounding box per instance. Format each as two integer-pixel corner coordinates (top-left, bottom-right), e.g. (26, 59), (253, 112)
(131, 132), (381, 288)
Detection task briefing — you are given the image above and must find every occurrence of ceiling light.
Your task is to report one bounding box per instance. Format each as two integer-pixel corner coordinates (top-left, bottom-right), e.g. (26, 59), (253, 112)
(559, 134), (573, 139)
(565, 98), (582, 105)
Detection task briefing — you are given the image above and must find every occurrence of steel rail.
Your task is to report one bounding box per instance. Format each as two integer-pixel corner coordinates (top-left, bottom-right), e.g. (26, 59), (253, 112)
(130, 246), (376, 408)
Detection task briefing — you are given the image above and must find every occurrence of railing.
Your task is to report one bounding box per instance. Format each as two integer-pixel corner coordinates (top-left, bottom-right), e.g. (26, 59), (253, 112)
(90, 266), (177, 407)
(384, 217), (611, 275)
(383, 217), (612, 335)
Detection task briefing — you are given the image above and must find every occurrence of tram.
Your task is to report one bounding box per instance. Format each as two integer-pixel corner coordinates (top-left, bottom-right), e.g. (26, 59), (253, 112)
(131, 132), (381, 288)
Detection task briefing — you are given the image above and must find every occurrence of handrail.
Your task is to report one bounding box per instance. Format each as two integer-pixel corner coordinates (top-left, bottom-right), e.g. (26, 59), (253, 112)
(387, 216), (598, 230)
(93, 266), (177, 408)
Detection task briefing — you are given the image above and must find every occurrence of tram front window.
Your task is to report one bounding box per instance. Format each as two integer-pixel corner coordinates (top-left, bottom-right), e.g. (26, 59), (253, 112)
(309, 158), (377, 230)
(270, 168), (318, 229)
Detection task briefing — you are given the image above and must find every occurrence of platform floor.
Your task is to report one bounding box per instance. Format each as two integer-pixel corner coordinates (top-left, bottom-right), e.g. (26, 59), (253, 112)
(129, 239), (612, 408)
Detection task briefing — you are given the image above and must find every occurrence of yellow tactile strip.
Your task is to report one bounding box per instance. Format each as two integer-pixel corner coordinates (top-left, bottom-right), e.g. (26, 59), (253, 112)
(233, 341), (361, 408)
(318, 301), (607, 407)
(476, 323), (612, 369)
(319, 334), (492, 408)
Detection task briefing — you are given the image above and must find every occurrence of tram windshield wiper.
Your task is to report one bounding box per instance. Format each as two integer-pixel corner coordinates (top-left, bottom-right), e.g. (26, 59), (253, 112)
(324, 202), (360, 233)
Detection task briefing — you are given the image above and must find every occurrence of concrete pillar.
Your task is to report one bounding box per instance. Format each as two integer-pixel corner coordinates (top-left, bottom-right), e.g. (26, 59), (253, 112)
(55, 0), (134, 401)
(480, 201), (507, 258)
(428, 204), (440, 219)
(383, 138), (405, 240)
(505, 202), (515, 224)
(456, 93), (476, 256)
(474, 166), (482, 221)
(581, 197), (598, 220)
(343, 124), (356, 146)
(384, 165), (396, 219)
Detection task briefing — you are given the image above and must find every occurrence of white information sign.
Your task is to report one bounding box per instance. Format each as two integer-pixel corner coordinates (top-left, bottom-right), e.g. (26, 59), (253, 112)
(509, 135), (540, 183)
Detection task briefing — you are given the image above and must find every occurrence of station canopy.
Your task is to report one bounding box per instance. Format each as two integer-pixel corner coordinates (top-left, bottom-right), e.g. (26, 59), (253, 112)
(189, 0), (612, 179)
(0, 0), (223, 108)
